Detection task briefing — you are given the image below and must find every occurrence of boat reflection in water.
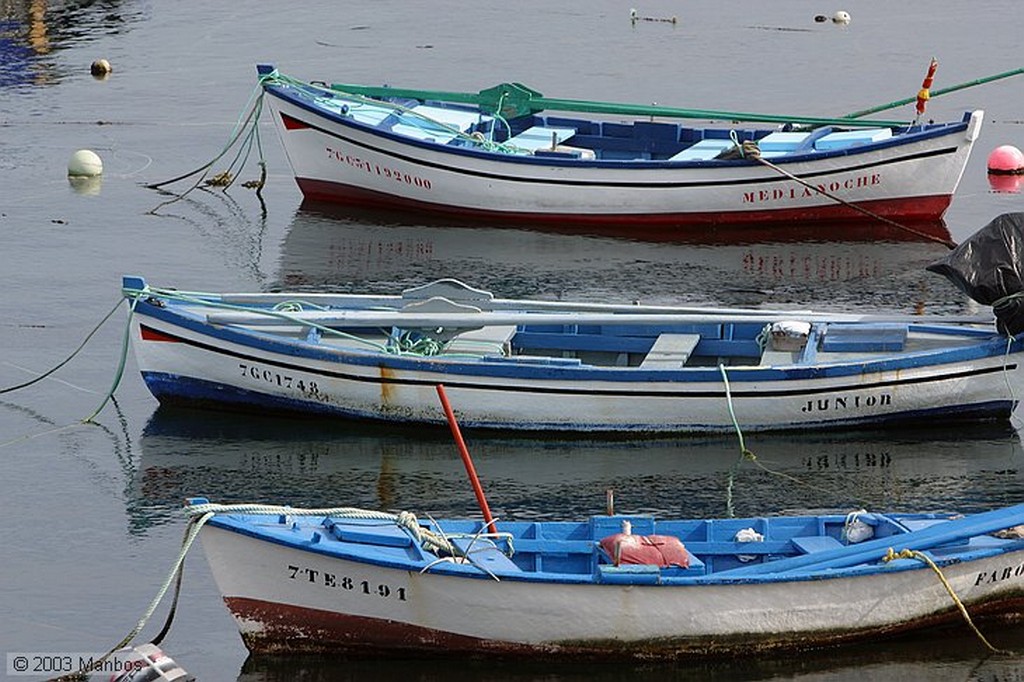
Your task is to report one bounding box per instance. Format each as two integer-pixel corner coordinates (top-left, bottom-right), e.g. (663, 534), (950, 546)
(131, 407), (1024, 536)
(235, 628), (1024, 682)
(276, 202), (966, 315)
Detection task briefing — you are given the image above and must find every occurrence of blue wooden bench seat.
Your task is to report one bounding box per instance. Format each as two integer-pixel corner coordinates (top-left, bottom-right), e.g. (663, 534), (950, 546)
(506, 126), (577, 152)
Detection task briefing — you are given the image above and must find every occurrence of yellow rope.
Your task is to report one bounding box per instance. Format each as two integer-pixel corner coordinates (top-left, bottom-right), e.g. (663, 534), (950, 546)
(882, 547), (1011, 655)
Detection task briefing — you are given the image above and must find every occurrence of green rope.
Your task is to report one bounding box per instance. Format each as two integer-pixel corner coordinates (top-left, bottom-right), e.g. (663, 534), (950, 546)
(718, 364), (751, 457)
(719, 364), (752, 518)
(82, 296), (140, 423)
(0, 298), (123, 395)
(145, 74), (273, 212)
(718, 364), (837, 516)
(123, 284), (392, 354)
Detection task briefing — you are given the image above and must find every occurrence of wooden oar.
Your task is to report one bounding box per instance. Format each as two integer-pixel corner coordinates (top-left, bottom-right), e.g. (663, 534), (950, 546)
(325, 79), (909, 129)
(719, 503), (1024, 577)
(843, 66), (1024, 119)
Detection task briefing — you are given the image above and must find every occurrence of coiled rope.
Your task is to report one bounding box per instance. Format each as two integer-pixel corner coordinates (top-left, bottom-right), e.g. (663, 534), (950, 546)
(881, 547), (1011, 655)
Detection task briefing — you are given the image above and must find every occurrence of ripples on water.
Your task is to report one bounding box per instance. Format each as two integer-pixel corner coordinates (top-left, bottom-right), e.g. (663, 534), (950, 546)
(132, 408), (1024, 528)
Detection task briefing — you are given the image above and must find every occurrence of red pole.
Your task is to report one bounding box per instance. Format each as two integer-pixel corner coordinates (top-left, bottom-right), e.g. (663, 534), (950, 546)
(435, 384), (496, 533)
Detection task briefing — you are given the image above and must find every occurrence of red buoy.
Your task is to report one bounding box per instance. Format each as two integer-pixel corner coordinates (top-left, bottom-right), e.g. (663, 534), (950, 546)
(987, 145), (1024, 174)
(988, 173), (1023, 193)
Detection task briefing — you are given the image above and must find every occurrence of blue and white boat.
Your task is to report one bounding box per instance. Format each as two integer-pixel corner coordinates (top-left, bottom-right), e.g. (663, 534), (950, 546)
(189, 497), (1024, 658)
(122, 275), (1022, 433)
(256, 64), (981, 233)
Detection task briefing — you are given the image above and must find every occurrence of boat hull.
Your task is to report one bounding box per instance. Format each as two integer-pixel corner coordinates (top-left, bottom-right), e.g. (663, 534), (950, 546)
(200, 525), (1024, 659)
(131, 315), (1019, 433)
(262, 82), (981, 231)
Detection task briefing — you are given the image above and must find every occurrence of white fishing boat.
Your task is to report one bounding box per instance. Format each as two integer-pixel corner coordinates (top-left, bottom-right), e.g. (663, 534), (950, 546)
(189, 497), (1024, 658)
(122, 271), (1021, 433)
(256, 63), (981, 233)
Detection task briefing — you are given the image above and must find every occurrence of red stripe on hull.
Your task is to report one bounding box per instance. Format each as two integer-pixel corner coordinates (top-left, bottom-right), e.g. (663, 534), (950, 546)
(140, 325), (179, 342)
(223, 595), (1024, 660)
(294, 178), (953, 243)
(280, 113), (310, 131)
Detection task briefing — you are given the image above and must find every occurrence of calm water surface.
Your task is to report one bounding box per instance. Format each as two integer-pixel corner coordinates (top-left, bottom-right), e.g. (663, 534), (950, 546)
(2, 1), (1024, 679)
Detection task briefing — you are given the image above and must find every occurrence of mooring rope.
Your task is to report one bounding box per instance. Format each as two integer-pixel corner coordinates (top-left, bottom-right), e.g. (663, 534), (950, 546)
(82, 295), (140, 423)
(145, 74), (272, 213)
(882, 547), (1011, 655)
(718, 364), (869, 517)
(0, 297), (137, 450)
(720, 136), (957, 249)
(70, 498), (519, 681)
(0, 298), (123, 395)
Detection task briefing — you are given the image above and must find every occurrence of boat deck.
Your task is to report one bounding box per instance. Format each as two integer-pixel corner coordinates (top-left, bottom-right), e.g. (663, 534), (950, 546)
(288, 80), (970, 164)
(225, 311), (996, 370)
(205, 508), (1024, 585)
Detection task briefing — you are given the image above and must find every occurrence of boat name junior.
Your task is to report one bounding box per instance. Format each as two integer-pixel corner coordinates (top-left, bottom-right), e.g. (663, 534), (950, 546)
(801, 393), (893, 413)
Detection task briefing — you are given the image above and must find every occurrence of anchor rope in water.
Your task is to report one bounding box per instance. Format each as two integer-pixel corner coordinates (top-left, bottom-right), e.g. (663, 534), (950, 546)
(0, 297), (137, 450)
(82, 295), (140, 423)
(145, 74), (273, 211)
(719, 364), (752, 518)
(718, 363), (872, 518)
(881, 547), (1011, 655)
(0, 298), (123, 395)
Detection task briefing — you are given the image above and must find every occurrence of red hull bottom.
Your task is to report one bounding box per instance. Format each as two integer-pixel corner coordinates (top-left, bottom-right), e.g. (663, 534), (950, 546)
(295, 178), (954, 244)
(224, 595), (1024, 660)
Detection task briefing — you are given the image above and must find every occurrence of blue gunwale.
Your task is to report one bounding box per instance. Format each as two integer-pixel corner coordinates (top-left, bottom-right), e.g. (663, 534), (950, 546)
(133, 296), (1021, 388)
(203, 508), (1024, 586)
(263, 79), (971, 175)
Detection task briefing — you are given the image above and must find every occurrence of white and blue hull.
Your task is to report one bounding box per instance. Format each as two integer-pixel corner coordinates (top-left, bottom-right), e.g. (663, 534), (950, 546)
(127, 285), (1022, 433)
(194, 504), (1024, 658)
(259, 66), (982, 232)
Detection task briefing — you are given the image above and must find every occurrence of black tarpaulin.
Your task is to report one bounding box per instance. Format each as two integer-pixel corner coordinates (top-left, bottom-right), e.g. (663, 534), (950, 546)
(927, 212), (1024, 335)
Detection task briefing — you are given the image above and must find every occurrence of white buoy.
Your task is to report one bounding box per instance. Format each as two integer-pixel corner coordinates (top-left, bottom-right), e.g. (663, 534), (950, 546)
(832, 10), (851, 25)
(68, 149), (103, 177)
(91, 59), (112, 78)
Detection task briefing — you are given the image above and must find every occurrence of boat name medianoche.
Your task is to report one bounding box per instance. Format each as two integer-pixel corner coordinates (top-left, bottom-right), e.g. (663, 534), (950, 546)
(744, 173), (881, 204)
